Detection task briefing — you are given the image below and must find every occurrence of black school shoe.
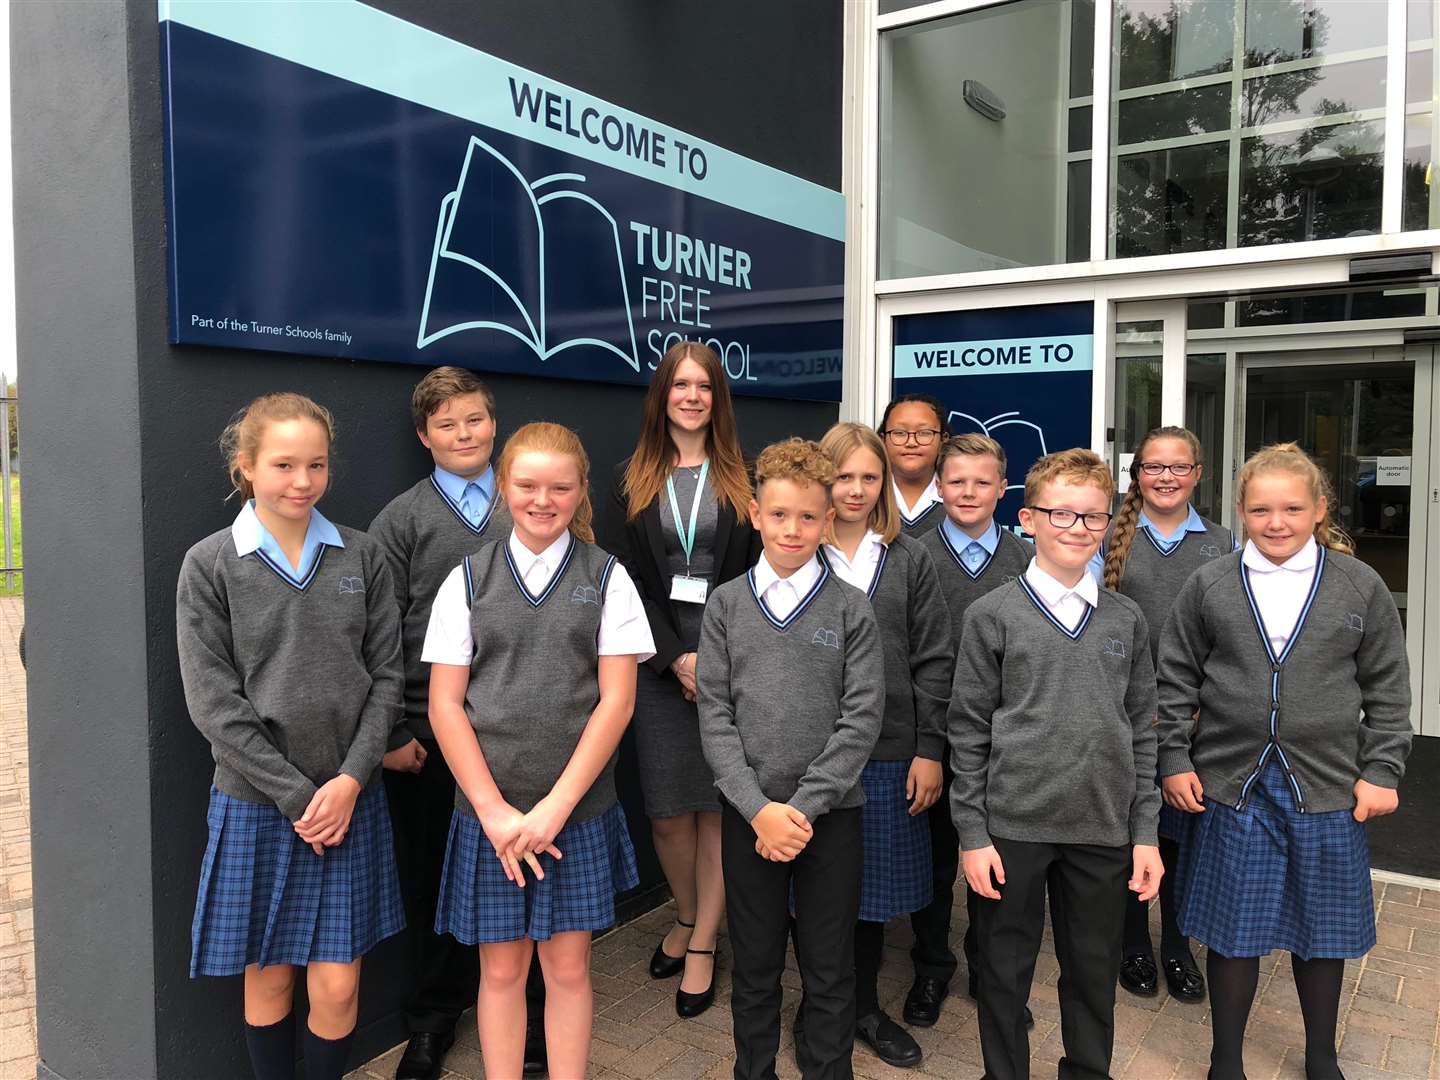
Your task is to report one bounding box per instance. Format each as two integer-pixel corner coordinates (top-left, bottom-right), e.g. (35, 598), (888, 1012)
(856, 1011), (923, 1068)
(1119, 953), (1160, 997)
(395, 1030), (455, 1080)
(967, 973), (1035, 1028)
(902, 976), (948, 1026)
(1163, 952), (1206, 1003)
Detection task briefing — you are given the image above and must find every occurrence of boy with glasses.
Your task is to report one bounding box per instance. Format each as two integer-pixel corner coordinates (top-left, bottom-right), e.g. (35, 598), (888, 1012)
(949, 449), (1164, 1080)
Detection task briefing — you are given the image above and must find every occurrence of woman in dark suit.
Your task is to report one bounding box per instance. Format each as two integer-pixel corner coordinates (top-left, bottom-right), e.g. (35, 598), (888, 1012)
(605, 341), (758, 1020)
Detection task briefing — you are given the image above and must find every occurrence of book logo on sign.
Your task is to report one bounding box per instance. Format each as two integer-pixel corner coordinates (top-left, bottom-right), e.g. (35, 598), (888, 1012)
(417, 136), (641, 371)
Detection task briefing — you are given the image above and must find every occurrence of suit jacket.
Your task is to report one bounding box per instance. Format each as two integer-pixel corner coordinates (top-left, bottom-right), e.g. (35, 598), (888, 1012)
(602, 457), (760, 676)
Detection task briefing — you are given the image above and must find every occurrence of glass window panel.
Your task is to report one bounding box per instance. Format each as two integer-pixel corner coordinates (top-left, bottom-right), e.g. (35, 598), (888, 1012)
(1072, 0), (1097, 98)
(1114, 141), (1229, 256)
(1117, 83), (1232, 143)
(1070, 106), (1094, 152)
(1238, 120), (1384, 245)
(1113, 320), (1164, 491)
(1117, 0), (1235, 90)
(879, 0), (1090, 277)
(1237, 286), (1427, 325)
(1240, 58), (1387, 127)
(1407, 50), (1432, 105)
(1187, 300), (1226, 328)
(1184, 353), (1226, 522)
(1403, 111), (1438, 230)
(1244, 0), (1386, 66)
(1410, 0), (1434, 43)
(1067, 160), (1092, 259)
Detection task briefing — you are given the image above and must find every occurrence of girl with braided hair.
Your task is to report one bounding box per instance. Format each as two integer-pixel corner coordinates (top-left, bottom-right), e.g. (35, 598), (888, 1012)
(1097, 426), (1234, 1005)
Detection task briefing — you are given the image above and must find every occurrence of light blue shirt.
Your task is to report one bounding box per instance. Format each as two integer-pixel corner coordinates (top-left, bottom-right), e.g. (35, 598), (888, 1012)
(942, 516), (1000, 575)
(230, 500), (344, 584)
(433, 465), (496, 527)
(1088, 504), (1210, 583)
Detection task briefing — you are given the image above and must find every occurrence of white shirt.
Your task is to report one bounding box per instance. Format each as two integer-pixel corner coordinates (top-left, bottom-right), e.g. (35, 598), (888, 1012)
(1024, 557), (1099, 632)
(1242, 536), (1319, 657)
(752, 552), (823, 620)
(893, 478), (941, 524)
(823, 530), (885, 593)
(421, 532), (656, 664)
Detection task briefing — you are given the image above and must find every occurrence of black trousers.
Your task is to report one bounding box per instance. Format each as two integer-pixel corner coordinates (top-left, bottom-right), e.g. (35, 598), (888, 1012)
(973, 838), (1129, 1080)
(722, 801), (862, 1080)
(910, 761), (961, 984)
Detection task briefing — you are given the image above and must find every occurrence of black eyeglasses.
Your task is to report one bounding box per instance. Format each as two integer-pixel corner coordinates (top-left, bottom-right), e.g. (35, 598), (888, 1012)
(881, 428), (941, 447)
(1136, 462), (1197, 477)
(1027, 506), (1114, 532)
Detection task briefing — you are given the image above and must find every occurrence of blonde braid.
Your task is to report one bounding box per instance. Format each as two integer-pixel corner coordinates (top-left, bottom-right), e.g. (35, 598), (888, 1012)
(1103, 483), (1145, 591)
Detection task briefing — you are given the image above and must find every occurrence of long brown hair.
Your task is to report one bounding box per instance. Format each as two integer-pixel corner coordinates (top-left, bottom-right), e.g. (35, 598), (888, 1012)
(622, 341), (751, 520)
(497, 422), (596, 544)
(220, 392), (336, 503)
(1103, 426), (1203, 590)
(1235, 442), (1353, 555)
(819, 423), (900, 544)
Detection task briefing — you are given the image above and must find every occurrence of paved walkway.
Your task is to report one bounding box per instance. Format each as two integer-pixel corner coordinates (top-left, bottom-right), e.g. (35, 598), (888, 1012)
(353, 874), (1440, 1080)
(0, 598), (34, 1080)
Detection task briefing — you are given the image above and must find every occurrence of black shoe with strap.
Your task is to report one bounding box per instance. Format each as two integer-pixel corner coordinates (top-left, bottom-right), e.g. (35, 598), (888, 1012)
(675, 947), (716, 1018)
(855, 1010), (923, 1068)
(649, 919), (694, 979)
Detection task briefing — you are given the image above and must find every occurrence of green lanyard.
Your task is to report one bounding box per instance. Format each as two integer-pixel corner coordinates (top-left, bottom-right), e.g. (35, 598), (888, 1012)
(665, 460), (710, 573)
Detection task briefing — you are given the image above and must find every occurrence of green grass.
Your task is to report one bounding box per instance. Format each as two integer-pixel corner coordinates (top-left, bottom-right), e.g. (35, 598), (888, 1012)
(0, 474), (20, 597)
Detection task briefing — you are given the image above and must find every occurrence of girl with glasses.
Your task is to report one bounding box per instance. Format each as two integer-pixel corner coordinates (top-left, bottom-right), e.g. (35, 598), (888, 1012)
(877, 395), (949, 537)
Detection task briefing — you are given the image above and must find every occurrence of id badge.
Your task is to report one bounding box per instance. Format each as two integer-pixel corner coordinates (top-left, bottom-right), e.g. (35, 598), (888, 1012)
(670, 574), (709, 604)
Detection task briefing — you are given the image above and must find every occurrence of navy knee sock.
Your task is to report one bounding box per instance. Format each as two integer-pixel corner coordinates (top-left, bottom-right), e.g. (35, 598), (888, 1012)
(243, 1012), (296, 1080)
(303, 1025), (355, 1080)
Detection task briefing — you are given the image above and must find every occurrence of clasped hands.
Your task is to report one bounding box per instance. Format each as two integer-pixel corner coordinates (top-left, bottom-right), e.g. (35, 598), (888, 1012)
(479, 795), (571, 886)
(751, 802), (812, 861)
(293, 773), (362, 856)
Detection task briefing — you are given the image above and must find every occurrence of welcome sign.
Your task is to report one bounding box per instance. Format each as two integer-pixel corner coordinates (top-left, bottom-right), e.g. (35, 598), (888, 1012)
(158, 1), (845, 401)
(892, 303), (1094, 528)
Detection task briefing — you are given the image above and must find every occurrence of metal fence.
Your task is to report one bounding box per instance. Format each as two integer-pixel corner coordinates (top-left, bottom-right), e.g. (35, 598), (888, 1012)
(1, 373), (18, 592)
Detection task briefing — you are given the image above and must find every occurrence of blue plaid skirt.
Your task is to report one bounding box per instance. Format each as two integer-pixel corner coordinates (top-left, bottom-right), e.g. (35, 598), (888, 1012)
(859, 760), (933, 923)
(1176, 760), (1375, 960)
(435, 802), (639, 944)
(1158, 802), (1193, 843)
(190, 784), (405, 977)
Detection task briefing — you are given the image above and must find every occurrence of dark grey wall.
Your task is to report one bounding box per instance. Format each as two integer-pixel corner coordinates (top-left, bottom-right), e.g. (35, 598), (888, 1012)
(16, 1), (843, 1076)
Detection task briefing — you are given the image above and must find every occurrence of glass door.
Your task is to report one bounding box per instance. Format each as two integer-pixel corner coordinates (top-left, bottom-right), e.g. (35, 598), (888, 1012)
(1239, 347), (1433, 734)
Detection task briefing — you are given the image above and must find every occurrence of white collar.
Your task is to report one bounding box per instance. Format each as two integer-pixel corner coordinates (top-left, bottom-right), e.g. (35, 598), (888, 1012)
(754, 552), (823, 597)
(230, 500), (343, 558)
(893, 477), (940, 518)
(508, 529), (573, 573)
(1024, 557), (1099, 609)
(825, 529), (884, 568)
(1242, 536), (1318, 574)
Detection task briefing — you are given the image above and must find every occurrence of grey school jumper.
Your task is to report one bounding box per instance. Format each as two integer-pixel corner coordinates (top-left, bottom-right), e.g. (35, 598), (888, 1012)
(1156, 548), (1411, 812)
(458, 536), (620, 823)
(1106, 515), (1232, 663)
(697, 565), (885, 824)
(949, 579), (1160, 850)
(899, 500), (945, 538)
(369, 475), (511, 746)
(918, 523), (1033, 646)
(823, 534), (954, 761)
(176, 525), (404, 822)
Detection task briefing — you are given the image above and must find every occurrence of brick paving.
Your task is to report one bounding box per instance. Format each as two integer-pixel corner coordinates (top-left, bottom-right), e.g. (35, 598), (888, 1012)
(0, 598), (34, 1080)
(353, 877), (1440, 1080)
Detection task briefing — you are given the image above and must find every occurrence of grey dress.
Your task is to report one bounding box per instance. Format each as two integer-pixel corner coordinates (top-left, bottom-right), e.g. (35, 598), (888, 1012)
(631, 466), (722, 816)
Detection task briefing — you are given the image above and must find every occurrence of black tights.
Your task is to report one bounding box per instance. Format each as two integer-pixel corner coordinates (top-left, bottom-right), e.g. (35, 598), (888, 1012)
(1207, 951), (1345, 1080)
(1122, 835), (1189, 959)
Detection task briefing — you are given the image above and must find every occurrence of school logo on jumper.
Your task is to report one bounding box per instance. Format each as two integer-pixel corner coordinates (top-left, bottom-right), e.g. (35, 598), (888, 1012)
(1344, 613), (1364, 633)
(811, 628), (840, 649)
(570, 584), (601, 606)
(1102, 637), (1127, 659)
(1001, 574), (1017, 584)
(1199, 543), (1222, 558)
(338, 576), (365, 595)
(417, 136), (641, 372)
